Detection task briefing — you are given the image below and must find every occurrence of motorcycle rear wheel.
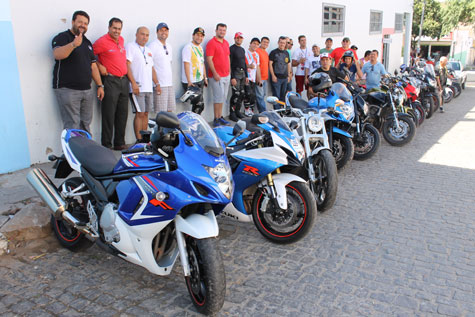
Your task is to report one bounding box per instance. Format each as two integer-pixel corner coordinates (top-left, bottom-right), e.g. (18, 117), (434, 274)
(252, 181), (316, 244)
(443, 89), (454, 103)
(452, 84), (461, 98)
(50, 178), (94, 251)
(353, 124), (380, 161)
(382, 116), (416, 146)
(311, 149), (338, 212)
(185, 236), (226, 315)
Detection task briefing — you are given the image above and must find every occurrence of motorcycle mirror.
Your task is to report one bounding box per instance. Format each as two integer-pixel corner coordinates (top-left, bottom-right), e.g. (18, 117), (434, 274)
(155, 112), (180, 129)
(232, 120), (246, 136)
(266, 96), (279, 104)
(394, 69), (398, 75)
(289, 120), (299, 130)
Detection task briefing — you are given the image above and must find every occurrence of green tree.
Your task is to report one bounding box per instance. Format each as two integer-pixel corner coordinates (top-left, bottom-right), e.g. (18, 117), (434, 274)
(412, 0), (442, 41)
(441, 0), (475, 35)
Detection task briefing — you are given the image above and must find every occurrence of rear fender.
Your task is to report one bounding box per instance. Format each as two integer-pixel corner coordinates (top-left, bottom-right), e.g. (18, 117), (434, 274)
(54, 157), (73, 178)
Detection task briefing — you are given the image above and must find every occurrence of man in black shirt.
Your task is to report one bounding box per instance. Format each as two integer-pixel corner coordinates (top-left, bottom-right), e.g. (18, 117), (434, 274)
(309, 53), (348, 97)
(229, 32), (248, 121)
(269, 36), (292, 104)
(52, 10), (104, 134)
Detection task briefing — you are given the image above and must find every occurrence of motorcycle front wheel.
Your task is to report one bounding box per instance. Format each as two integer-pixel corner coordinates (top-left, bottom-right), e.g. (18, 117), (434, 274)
(311, 149), (338, 212)
(443, 88), (454, 103)
(353, 124), (381, 161)
(452, 83), (462, 98)
(413, 103), (425, 126)
(424, 97), (435, 119)
(332, 133), (354, 170)
(185, 236), (225, 315)
(382, 115), (416, 146)
(252, 181), (316, 244)
(51, 177), (94, 252)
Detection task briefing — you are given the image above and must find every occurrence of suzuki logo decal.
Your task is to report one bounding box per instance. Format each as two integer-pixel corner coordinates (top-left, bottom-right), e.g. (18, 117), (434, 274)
(149, 199), (174, 210)
(243, 165), (260, 176)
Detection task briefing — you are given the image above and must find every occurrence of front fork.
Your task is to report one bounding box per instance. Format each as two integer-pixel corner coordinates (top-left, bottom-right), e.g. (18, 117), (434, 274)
(388, 90), (401, 130)
(176, 230), (191, 276)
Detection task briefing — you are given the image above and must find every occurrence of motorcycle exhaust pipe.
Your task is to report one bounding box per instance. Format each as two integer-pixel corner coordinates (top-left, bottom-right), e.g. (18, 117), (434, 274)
(26, 168), (65, 218)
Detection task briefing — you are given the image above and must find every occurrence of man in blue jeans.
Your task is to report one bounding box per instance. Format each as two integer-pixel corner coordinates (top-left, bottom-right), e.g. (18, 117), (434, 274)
(269, 36), (292, 106)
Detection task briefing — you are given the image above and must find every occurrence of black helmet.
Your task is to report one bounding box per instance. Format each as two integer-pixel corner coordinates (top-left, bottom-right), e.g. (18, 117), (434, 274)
(342, 50), (354, 59)
(180, 85), (201, 103)
(309, 72), (332, 92)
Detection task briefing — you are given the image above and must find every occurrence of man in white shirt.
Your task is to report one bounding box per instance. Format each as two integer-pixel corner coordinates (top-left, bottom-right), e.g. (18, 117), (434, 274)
(148, 22), (175, 112)
(181, 27), (208, 114)
(304, 44), (321, 88)
(292, 35), (312, 96)
(125, 27), (158, 143)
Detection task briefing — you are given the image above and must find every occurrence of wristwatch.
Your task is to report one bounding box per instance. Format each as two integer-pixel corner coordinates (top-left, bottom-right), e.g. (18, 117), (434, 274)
(98, 85), (104, 88)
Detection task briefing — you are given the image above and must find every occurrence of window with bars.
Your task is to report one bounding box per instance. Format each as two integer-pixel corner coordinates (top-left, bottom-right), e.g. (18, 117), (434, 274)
(322, 4), (345, 35)
(370, 10), (383, 34)
(395, 13), (403, 32)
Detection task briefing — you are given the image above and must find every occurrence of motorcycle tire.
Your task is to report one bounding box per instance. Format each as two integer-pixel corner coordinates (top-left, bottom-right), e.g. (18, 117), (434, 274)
(432, 94), (440, 112)
(443, 89), (454, 103)
(185, 236), (226, 315)
(332, 133), (354, 170)
(413, 103), (425, 126)
(311, 149), (338, 212)
(462, 81), (465, 89)
(382, 115), (416, 146)
(50, 177), (94, 252)
(353, 124), (380, 161)
(424, 97), (435, 119)
(452, 84), (462, 98)
(252, 181), (316, 244)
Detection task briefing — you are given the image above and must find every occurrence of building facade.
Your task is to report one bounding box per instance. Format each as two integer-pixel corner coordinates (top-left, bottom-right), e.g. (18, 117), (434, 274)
(1, 0), (413, 173)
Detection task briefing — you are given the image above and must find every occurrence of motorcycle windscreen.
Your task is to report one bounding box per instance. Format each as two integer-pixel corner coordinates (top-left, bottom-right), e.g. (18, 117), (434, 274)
(178, 111), (224, 156)
(330, 83), (352, 102)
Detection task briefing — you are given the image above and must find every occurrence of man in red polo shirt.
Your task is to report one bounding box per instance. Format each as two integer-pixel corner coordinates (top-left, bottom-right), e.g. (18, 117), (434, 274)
(206, 23), (231, 127)
(93, 17), (129, 150)
(330, 37), (358, 67)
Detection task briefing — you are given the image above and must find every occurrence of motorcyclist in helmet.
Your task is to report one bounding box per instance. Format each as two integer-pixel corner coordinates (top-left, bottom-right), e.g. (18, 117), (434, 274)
(338, 50), (363, 83)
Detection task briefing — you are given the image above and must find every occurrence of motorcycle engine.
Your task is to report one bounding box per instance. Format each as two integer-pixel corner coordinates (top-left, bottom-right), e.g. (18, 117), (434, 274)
(100, 203), (121, 243)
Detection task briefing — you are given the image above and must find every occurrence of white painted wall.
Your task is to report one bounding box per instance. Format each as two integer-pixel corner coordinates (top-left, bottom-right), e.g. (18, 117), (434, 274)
(10, 0), (412, 165)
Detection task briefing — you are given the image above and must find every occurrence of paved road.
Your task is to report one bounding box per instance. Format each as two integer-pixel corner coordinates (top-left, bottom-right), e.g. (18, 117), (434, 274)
(1, 86), (475, 316)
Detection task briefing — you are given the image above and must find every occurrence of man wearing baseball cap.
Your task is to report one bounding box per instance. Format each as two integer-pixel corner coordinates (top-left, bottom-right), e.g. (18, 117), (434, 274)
(312, 53), (347, 88)
(320, 38), (333, 54)
(228, 32), (248, 121)
(149, 22), (176, 113)
(330, 37), (358, 66)
(181, 27), (207, 114)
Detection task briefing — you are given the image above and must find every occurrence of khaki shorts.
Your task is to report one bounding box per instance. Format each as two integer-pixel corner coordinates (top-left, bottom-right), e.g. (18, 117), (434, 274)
(129, 92), (153, 113)
(153, 86), (176, 112)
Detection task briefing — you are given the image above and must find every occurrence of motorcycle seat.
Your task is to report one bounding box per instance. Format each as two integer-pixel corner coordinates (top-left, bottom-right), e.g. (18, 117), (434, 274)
(289, 95), (309, 110)
(68, 136), (118, 176)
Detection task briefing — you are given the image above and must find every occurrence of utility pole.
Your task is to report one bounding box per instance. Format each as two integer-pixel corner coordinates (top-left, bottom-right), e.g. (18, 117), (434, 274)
(417, 0), (427, 55)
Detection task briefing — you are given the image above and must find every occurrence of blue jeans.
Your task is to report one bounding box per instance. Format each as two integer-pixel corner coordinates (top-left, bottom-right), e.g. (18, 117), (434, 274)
(255, 80), (267, 113)
(271, 78), (288, 108)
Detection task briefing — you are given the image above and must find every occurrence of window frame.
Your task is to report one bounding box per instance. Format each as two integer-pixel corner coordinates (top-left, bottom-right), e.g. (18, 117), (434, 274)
(369, 10), (383, 34)
(322, 3), (346, 36)
(395, 13), (404, 32)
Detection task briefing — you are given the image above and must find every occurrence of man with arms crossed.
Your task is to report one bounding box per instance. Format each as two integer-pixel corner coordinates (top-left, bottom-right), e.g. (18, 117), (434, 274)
(52, 10), (104, 134)
(269, 36), (292, 104)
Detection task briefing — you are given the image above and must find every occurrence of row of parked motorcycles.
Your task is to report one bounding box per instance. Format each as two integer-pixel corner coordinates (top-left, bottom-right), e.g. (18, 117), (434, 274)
(26, 60), (463, 315)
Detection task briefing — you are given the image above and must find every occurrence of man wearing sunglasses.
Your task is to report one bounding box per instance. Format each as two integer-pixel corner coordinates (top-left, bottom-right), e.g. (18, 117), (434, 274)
(149, 22), (176, 112)
(361, 50), (388, 92)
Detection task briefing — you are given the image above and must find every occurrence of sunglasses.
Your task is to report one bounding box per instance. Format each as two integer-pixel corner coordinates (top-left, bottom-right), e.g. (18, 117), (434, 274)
(371, 65), (374, 72)
(163, 45), (169, 55)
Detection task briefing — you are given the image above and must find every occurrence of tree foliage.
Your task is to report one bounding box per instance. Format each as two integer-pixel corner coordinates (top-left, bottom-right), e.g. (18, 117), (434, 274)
(412, 0), (442, 40)
(441, 0), (475, 35)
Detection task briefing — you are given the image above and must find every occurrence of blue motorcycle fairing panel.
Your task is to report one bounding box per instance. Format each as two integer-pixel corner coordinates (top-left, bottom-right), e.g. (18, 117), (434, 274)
(332, 126), (352, 138)
(114, 151), (165, 174)
(213, 126), (251, 146)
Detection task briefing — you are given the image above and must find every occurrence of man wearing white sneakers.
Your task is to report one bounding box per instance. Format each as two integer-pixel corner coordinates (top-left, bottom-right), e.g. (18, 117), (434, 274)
(149, 22), (176, 112)
(125, 26), (158, 143)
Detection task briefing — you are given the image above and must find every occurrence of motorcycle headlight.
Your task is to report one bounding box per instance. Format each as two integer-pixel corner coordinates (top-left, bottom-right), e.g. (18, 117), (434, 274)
(340, 104), (354, 121)
(203, 163), (233, 199)
(307, 116), (323, 133)
(290, 138), (305, 162)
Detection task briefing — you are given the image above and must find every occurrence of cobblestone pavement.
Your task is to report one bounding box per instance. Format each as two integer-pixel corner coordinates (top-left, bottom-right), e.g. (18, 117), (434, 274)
(1, 86), (475, 316)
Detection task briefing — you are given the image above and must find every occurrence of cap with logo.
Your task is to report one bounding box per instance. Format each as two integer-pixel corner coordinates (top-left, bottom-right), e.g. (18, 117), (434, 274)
(193, 27), (205, 36)
(234, 32), (244, 39)
(156, 22), (169, 31)
(320, 53), (331, 59)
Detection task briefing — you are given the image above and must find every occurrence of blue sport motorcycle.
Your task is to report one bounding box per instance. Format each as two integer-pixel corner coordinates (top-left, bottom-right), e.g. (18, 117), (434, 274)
(214, 113), (317, 244)
(27, 112), (232, 315)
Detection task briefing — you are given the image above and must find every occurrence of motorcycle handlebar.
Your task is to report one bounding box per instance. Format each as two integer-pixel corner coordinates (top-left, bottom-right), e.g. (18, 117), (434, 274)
(235, 132), (263, 145)
(122, 145), (150, 154)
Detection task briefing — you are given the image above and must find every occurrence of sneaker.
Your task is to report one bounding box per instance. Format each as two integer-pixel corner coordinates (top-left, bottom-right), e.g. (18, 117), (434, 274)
(218, 117), (230, 125)
(244, 107), (254, 117)
(439, 106), (445, 113)
(213, 118), (220, 127)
